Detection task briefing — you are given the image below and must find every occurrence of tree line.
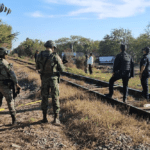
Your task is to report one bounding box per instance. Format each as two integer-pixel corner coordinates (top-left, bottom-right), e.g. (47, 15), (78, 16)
(10, 23), (150, 63)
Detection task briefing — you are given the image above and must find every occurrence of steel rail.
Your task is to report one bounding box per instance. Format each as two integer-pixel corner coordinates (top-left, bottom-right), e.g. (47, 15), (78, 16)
(9, 57), (147, 98)
(61, 78), (150, 121)
(61, 72), (146, 98)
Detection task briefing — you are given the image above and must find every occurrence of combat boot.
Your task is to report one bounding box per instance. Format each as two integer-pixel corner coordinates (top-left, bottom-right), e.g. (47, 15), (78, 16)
(41, 110), (48, 123)
(11, 114), (17, 125)
(52, 113), (61, 126)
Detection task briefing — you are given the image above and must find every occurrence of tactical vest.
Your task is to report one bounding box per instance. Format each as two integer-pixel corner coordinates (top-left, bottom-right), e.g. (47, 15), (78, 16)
(0, 59), (10, 80)
(39, 51), (58, 74)
(119, 52), (131, 71)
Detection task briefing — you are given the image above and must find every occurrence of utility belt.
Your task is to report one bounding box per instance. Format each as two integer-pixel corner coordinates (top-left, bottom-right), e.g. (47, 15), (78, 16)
(114, 70), (131, 78)
(0, 79), (20, 99)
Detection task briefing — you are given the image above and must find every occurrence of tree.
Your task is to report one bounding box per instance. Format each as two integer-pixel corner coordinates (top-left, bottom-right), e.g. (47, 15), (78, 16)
(99, 28), (134, 57)
(0, 20), (19, 49)
(13, 38), (45, 57)
(145, 23), (150, 38)
(131, 34), (150, 63)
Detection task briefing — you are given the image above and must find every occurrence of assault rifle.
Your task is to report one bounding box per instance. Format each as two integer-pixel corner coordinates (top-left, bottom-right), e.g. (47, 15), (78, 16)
(3, 79), (21, 99)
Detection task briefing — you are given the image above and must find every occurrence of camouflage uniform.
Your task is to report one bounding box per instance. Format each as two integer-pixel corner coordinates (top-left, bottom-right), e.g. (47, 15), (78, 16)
(36, 44), (65, 123)
(0, 58), (18, 117)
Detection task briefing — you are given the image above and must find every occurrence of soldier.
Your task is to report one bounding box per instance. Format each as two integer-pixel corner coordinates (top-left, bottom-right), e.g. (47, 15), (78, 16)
(36, 40), (65, 125)
(84, 54), (89, 74)
(105, 44), (134, 102)
(0, 47), (21, 125)
(139, 47), (150, 100)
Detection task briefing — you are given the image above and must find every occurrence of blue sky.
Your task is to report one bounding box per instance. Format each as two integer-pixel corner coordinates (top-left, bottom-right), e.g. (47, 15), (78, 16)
(1, 0), (150, 50)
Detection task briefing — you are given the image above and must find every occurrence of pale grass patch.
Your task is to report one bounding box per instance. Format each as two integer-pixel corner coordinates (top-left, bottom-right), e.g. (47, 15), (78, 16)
(9, 59), (41, 86)
(60, 83), (84, 100)
(127, 96), (135, 101)
(134, 100), (149, 107)
(96, 87), (109, 94)
(113, 90), (122, 99)
(74, 80), (85, 85)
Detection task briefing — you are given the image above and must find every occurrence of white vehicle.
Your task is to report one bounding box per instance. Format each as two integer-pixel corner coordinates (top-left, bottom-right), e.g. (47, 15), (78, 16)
(62, 52), (76, 58)
(99, 56), (115, 64)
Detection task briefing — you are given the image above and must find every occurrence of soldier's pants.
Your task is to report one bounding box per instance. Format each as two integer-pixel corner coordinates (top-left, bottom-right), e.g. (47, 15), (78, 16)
(109, 73), (129, 99)
(84, 65), (88, 73)
(89, 64), (93, 74)
(141, 76), (149, 99)
(41, 77), (60, 114)
(0, 83), (16, 115)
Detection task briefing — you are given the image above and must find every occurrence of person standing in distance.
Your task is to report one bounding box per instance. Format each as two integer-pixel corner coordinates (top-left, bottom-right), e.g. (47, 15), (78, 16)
(105, 44), (134, 102)
(87, 53), (93, 74)
(139, 47), (150, 100)
(34, 50), (39, 62)
(36, 40), (65, 125)
(0, 47), (21, 125)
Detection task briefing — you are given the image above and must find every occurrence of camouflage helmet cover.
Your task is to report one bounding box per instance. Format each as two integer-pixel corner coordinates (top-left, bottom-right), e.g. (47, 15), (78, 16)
(44, 40), (57, 48)
(0, 47), (8, 56)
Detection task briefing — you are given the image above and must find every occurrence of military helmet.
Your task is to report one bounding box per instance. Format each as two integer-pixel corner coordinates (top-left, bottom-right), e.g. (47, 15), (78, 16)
(44, 40), (57, 48)
(142, 47), (150, 54)
(0, 47), (8, 56)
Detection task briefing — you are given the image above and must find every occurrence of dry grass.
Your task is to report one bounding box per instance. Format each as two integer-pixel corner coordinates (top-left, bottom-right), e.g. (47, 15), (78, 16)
(12, 53), (18, 58)
(76, 57), (85, 70)
(101, 66), (112, 73)
(59, 84), (150, 148)
(9, 59), (40, 86)
(64, 56), (76, 68)
(65, 62), (76, 68)
(74, 80), (85, 86)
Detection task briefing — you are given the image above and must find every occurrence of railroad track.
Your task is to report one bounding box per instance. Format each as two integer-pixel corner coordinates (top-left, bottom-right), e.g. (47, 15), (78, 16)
(8, 57), (150, 121)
